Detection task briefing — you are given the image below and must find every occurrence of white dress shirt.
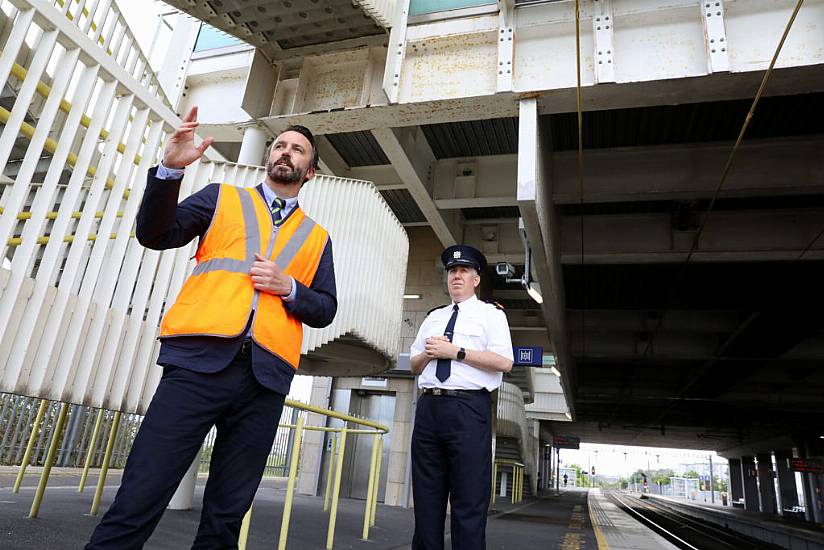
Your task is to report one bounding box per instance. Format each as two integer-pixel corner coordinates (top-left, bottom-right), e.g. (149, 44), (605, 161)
(411, 294), (514, 391)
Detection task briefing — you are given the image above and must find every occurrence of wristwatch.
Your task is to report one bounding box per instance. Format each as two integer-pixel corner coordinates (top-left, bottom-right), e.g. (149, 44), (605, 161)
(456, 347), (466, 361)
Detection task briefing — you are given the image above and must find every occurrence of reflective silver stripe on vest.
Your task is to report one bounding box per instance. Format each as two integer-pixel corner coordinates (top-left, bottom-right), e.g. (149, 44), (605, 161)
(275, 217), (316, 270)
(192, 187), (317, 276)
(192, 187), (261, 275)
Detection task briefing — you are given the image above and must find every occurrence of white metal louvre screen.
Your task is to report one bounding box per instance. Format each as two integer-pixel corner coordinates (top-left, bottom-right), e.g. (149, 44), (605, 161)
(0, 0), (408, 415)
(299, 174), (408, 363)
(354, 0), (397, 28)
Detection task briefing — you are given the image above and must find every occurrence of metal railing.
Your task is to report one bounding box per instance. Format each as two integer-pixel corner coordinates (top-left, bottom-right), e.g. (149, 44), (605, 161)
(1, 391), (390, 548)
(237, 398), (390, 550)
(493, 459), (525, 505)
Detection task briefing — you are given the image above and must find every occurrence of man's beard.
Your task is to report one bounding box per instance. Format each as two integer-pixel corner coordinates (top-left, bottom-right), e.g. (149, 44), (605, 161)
(266, 158), (304, 185)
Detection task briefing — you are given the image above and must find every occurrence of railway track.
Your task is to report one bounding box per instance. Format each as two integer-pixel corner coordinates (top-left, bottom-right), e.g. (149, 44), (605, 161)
(606, 491), (784, 550)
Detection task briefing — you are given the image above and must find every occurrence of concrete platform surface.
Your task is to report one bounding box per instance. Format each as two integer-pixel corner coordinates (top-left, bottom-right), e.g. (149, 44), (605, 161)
(1, 470), (600, 549)
(587, 490), (678, 550)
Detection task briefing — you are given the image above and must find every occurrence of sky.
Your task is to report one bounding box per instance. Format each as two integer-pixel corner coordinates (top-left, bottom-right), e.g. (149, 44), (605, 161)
(556, 443), (726, 478)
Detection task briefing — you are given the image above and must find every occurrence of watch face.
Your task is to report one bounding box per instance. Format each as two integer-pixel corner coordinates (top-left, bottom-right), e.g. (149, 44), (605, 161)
(457, 348), (466, 360)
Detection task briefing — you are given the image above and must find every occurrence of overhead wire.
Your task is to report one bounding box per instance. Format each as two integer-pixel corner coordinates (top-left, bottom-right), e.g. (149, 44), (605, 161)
(625, 0), (809, 436)
(574, 0), (586, 370)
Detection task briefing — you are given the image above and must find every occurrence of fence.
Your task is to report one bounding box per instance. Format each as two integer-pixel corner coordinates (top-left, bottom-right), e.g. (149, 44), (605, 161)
(1, 391), (303, 478)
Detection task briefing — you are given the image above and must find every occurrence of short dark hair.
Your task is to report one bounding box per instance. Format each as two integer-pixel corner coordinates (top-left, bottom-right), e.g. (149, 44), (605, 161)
(282, 124), (319, 169)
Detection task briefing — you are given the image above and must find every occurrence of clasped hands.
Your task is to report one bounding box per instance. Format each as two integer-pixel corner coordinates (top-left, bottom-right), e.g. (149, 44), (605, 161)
(250, 253), (292, 296)
(424, 336), (460, 360)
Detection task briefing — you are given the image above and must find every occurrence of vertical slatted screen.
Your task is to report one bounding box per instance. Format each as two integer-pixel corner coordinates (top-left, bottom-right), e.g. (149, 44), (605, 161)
(0, 0), (407, 415)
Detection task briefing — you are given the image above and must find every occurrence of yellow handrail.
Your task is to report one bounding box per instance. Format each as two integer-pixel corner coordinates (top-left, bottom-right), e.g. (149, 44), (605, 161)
(0, 105), (134, 196)
(235, 400), (390, 550)
(55, 0), (112, 54)
(0, 206), (123, 221)
(284, 399), (389, 432)
(7, 231), (135, 247)
(493, 460), (525, 504)
(6, 57), (147, 155)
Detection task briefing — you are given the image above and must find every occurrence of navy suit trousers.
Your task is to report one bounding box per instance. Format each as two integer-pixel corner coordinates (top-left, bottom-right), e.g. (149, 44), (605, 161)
(85, 344), (286, 550)
(411, 391), (492, 550)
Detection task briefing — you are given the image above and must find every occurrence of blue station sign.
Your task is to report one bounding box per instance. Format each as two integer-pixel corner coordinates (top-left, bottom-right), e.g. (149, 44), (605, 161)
(513, 346), (543, 366)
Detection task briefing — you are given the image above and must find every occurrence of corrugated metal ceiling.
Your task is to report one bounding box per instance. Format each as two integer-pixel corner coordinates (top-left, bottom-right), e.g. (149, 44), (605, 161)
(380, 189), (425, 223)
(326, 131), (389, 166)
(420, 92), (823, 159)
(422, 118), (519, 159)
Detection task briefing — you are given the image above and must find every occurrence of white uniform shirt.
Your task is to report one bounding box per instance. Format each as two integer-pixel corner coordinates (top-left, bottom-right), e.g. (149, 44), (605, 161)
(411, 294), (514, 391)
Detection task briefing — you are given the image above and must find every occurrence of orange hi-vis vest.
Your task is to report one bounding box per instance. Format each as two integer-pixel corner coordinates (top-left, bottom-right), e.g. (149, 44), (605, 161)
(160, 184), (329, 369)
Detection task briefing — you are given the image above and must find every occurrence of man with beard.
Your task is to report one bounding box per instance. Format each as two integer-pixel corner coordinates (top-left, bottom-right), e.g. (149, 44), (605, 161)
(85, 106), (336, 549)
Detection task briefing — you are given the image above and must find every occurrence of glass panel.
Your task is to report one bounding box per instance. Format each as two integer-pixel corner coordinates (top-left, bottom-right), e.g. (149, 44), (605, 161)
(409, 0), (496, 16)
(194, 24), (243, 52)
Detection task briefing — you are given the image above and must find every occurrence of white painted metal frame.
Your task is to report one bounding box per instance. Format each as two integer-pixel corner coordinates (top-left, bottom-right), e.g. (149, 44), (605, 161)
(516, 98), (575, 415)
(381, 0), (410, 103)
(592, 0), (615, 83)
(701, 0), (729, 73)
(496, 0), (515, 92)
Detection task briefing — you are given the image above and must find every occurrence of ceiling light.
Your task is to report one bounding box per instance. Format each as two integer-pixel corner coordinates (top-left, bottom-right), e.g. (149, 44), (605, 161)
(403, 294), (421, 299)
(564, 411), (572, 420)
(549, 366), (561, 377)
(526, 282), (543, 304)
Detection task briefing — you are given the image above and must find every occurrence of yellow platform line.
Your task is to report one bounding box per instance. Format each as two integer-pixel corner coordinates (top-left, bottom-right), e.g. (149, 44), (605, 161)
(587, 491), (610, 550)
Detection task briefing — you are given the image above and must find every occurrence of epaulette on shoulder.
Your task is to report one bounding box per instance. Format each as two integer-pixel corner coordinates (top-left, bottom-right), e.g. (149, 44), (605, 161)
(485, 299), (505, 310)
(427, 304), (450, 315)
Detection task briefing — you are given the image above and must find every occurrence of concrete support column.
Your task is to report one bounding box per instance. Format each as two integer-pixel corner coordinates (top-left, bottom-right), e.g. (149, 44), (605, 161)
(774, 449), (798, 513)
(237, 126), (268, 166)
(729, 458), (744, 504)
(799, 439), (824, 524)
(384, 379), (414, 507)
(741, 456), (759, 512)
(756, 453), (777, 514)
(297, 376), (332, 496)
(168, 455), (199, 510)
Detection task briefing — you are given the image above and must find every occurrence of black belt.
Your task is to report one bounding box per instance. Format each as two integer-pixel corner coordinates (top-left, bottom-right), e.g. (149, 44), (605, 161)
(422, 388), (488, 397)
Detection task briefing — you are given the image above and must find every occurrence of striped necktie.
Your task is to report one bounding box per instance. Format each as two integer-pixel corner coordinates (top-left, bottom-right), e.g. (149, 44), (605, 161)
(271, 197), (286, 226)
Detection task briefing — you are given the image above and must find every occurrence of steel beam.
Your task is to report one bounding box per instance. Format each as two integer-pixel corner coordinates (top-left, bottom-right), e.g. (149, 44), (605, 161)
(516, 98), (575, 415)
(371, 126), (458, 246)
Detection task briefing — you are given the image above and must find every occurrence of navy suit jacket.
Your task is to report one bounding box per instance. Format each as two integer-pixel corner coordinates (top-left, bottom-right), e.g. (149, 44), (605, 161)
(136, 166), (337, 394)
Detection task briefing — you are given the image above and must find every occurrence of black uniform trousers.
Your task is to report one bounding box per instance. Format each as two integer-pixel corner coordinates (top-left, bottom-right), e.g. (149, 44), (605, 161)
(411, 391), (492, 550)
(85, 343), (285, 550)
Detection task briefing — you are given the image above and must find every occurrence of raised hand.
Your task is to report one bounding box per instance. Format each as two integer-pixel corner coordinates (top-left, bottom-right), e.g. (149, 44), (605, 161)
(162, 106), (215, 169)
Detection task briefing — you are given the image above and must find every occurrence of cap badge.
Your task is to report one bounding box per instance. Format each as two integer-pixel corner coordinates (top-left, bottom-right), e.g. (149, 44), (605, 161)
(453, 251), (461, 259)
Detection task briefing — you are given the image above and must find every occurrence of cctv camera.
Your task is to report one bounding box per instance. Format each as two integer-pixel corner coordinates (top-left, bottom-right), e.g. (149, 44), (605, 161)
(495, 262), (515, 279)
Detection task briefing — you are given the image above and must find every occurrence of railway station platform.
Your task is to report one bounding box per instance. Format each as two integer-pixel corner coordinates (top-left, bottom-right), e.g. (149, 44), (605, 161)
(1, 469), (600, 549)
(588, 490), (677, 550)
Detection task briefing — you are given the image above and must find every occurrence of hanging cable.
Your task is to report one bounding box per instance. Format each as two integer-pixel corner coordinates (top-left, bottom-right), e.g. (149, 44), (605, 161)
(599, 0), (807, 433)
(640, 0), (806, 359)
(574, 0), (586, 363)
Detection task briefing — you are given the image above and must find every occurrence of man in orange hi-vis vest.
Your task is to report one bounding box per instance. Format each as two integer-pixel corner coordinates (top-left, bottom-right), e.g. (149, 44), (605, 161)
(86, 106), (337, 550)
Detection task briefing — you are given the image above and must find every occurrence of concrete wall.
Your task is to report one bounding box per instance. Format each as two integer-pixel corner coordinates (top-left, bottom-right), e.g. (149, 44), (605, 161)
(300, 228), (445, 504)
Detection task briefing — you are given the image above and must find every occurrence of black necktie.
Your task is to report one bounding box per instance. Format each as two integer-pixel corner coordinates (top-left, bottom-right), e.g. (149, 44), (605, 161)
(436, 304), (459, 382)
(271, 197), (286, 226)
